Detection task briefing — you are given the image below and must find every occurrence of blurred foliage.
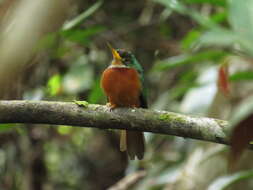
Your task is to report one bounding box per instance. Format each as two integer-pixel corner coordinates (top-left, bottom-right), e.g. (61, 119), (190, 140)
(208, 170), (253, 190)
(1, 0), (253, 189)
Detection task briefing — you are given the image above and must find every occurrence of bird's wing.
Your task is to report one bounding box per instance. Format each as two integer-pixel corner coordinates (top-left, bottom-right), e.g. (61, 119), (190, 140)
(139, 91), (148, 108)
(130, 55), (148, 108)
(138, 71), (148, 108)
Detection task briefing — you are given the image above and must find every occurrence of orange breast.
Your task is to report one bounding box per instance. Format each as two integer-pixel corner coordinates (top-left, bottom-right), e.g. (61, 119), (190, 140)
(101, 67), (141, 107)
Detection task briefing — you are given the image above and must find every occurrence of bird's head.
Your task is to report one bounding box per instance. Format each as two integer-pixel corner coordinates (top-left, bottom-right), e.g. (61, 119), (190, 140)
(108, 44), (134, 67)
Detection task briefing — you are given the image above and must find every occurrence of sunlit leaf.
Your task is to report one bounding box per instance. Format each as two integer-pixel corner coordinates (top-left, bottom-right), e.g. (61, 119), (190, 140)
(208, 170), (253, 190)
(47, 74), (62, 96)
(62, 0), (103, 30)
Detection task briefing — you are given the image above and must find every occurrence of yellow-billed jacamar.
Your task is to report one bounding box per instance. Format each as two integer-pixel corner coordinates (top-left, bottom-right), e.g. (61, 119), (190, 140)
(101, 45), (147, 160)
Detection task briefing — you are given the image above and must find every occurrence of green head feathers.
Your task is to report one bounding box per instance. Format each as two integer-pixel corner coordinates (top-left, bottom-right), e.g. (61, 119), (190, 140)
(116, 49), (144, 75)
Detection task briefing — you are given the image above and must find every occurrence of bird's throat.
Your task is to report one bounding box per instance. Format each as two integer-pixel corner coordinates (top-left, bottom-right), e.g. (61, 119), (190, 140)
(109, 64), (128, 69)
(111, 59), (124, 66)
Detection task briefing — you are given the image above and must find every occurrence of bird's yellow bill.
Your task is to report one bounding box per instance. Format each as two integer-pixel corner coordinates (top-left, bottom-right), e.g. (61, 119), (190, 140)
(107, 43), (123, 65)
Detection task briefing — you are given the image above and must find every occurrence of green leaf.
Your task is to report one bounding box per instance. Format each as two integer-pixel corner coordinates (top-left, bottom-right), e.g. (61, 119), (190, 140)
(62, 0), (103, 30)
(0, 124), (17, 132)
(47, 74), (62, 96)
(60, 26), (106, 45)
(153, 50), (226, 71)
(210, 11), (228, 24)
(181, 29), (201, 50)
(229, 71), (253, 81)
(229, 0), (253, 55)
(181, 12), (227, 50)
(184, 0), (227, 7)
(57, 125), (72, 135)
(208, 170), (253, 190)
(74, 100), (89, 108)
(154, 0), (217, 28)
(197, 27), (239, 48)
(229, 0), (253, 39)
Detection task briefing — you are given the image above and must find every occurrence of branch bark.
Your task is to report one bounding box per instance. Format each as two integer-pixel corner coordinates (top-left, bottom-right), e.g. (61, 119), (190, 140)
(0, 100), (232, 146)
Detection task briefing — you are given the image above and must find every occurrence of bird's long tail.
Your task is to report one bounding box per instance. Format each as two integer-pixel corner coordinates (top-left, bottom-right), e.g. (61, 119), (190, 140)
(120, 130), (145, 160)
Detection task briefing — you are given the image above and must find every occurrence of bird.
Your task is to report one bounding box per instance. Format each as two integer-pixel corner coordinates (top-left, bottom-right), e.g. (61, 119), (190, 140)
(100, 44), (147, 160)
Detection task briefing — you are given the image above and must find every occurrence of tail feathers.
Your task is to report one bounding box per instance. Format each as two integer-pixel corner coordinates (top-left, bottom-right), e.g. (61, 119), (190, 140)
(120, 130), (145, 160)
(120, 130), (127, 152)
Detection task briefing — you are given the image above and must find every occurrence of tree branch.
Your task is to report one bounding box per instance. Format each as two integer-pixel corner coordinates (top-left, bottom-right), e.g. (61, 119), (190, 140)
(0, 100), (232, 146)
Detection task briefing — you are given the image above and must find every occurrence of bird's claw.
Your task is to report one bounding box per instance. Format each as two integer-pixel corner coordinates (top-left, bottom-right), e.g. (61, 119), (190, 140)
(106, 102), (117, 112)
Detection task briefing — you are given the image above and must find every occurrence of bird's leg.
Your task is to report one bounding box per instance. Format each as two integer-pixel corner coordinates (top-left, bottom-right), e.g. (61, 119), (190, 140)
(130, 104), (138, 109)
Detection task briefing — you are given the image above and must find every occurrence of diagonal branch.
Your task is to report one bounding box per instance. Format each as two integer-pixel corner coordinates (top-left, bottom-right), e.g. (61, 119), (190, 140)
(0, 100), (233, 147)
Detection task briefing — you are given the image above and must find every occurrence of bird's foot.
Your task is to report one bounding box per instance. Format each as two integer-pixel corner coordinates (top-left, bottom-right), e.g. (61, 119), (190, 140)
(106, 102), (117, 111)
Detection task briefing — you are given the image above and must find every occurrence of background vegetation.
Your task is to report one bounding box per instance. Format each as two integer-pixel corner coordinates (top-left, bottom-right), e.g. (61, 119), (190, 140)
(1, 0), (253, 189)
